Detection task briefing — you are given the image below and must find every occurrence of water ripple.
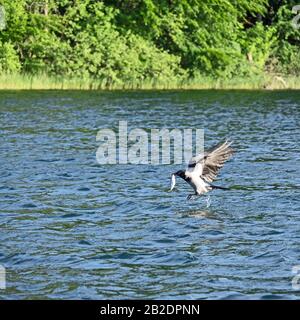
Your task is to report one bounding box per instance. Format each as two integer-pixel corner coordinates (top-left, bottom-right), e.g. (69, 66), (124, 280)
(0, 90), (300, 299)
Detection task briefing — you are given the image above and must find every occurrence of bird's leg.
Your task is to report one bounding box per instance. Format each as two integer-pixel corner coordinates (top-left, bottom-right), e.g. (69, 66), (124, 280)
(206, 195), (211, 208)
(187, 193), (197, 201)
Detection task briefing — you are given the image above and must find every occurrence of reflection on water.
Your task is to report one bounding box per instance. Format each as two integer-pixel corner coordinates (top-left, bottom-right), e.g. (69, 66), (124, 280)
(179, 209), (221, 220)
(0, 90), (300, 299)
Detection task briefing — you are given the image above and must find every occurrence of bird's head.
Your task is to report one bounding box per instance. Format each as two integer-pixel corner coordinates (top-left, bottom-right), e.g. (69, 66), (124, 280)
(169, 170), (186, 192)
(174, 170), (186, 179)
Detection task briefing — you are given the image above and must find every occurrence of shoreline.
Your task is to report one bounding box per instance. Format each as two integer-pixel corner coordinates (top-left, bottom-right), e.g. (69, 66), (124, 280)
(0, 74), (299, 91)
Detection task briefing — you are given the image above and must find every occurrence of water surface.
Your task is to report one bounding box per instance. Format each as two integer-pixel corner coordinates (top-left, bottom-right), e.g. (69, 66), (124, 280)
(0, 90), (300, 299)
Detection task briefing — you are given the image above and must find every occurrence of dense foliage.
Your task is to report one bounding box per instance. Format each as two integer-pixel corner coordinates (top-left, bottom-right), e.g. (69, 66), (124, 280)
(0, 0), (299, 85)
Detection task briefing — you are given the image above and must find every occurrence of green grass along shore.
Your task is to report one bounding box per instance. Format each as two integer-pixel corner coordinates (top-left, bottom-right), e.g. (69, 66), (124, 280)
(0, 73), (299, 90)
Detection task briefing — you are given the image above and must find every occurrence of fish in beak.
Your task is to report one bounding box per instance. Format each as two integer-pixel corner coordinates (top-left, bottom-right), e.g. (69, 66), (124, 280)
(169, 173), (176, 191)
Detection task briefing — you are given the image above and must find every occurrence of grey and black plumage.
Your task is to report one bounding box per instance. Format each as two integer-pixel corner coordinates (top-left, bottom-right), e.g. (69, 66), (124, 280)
(170, 140), (234, 200)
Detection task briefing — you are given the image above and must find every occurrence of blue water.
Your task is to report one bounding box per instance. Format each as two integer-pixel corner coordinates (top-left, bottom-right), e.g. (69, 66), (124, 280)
(0, 90), (300, 299)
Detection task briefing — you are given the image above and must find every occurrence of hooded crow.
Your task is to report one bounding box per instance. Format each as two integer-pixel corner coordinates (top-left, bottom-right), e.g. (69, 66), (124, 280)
(170, 140), (234, 200)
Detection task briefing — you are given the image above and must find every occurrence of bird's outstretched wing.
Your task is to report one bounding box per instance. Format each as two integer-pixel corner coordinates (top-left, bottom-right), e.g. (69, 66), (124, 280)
(187, 140), (234, 182)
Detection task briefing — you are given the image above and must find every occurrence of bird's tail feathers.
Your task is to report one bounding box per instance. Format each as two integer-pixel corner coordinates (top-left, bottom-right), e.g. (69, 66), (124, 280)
(209, 184), (230, 190)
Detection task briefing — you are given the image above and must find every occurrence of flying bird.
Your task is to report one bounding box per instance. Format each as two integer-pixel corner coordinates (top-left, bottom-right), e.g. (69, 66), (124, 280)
(169, 140), (234, 200)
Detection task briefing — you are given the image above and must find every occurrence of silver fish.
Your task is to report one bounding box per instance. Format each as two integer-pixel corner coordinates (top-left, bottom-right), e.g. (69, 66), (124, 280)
(169, 174), (176, 191)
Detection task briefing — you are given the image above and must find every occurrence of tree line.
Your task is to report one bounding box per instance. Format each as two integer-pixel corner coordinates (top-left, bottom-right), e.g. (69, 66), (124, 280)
(0, 0), (299, 85)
